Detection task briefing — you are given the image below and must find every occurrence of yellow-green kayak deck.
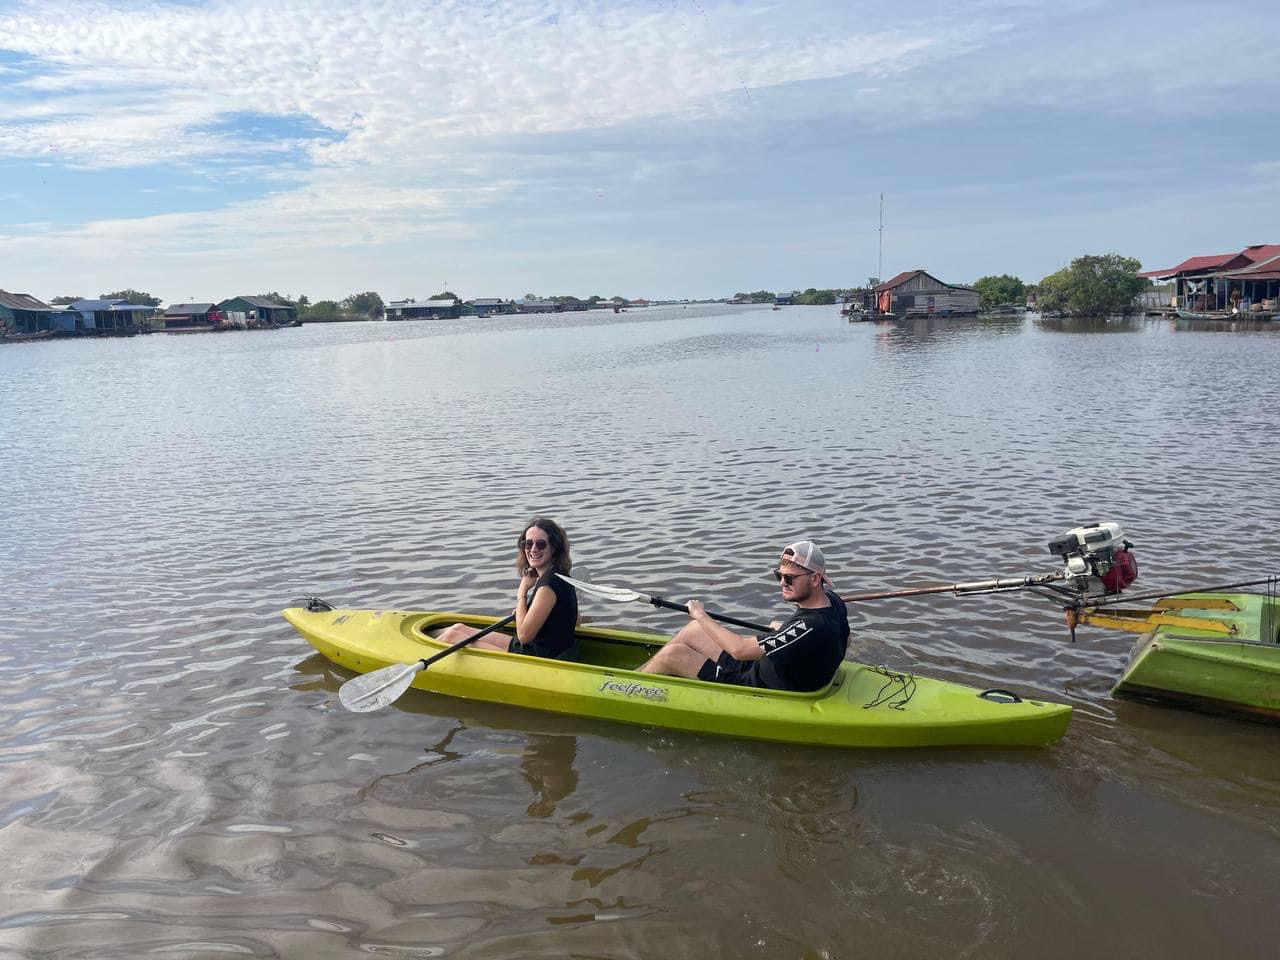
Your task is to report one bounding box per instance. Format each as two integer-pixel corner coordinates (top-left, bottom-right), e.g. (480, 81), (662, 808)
(283, 607), (1071, 748)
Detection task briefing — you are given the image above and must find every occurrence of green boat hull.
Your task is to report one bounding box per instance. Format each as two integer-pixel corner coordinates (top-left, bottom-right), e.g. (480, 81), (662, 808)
(1114, 592), (1280, 721)
(284, 607), (1071, 748)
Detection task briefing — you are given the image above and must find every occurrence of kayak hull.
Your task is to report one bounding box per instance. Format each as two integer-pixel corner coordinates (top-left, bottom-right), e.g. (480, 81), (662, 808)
(1113, 592), (1280, 721)
(283, 607), (1071, 748)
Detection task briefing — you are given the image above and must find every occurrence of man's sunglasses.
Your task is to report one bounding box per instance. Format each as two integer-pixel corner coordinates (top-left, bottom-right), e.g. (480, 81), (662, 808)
(772, 567), (813, 586)
(520, 538), (549, 551)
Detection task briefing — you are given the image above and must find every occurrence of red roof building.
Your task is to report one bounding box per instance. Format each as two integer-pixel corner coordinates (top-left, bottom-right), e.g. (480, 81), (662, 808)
(1142, 243), (1280, 316)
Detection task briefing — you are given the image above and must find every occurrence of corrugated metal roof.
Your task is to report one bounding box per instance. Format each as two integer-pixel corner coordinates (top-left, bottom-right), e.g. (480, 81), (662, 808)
(228, 295), (294, 309)
(1138, 245), (1279, 278)
(874, 270), (972, 292)
(1137, 253), (1239, 278)
(71, 298), (155, 312)
(1239, 244), (1280, 263)
(165, 302), (216, 313)
(1218, 254), (1280, 281)
(0, 290), (53, 311)
(874, 270), (924, 291)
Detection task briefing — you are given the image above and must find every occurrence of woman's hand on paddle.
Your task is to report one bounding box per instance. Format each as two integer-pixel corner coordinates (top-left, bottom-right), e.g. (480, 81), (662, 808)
(687, 599), (706, 621)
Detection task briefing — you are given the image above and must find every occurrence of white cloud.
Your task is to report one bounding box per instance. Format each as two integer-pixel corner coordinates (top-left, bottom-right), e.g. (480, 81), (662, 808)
(1, 0), (1278, 298)
(0, 0), (992, 170)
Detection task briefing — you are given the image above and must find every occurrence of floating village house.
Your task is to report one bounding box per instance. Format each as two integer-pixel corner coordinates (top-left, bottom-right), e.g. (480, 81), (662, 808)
(0, 290), (55, 336)
(217, 296), (298, 326)
(515, 299), (558, 314)
(874, 271), (979, 317)
(466, 298), (517, 315)
(385, 298), (462, 320)
(60, 298), (159, 335)
(1139, 243), (1280, 314)
(161, 302), (220, 329)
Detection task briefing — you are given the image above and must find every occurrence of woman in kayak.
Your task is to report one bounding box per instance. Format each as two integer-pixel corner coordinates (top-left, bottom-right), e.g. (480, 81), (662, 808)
(436, 517), (580, 660)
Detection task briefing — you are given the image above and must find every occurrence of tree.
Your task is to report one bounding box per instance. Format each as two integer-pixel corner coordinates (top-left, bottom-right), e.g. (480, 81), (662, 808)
(256, 291), (294, 304)
(793, 288), (837, 305)
(972, 274), (1027, 310)
(342, 291), (384, 318)
(305, 300), (343, 321)
(524, 293), (541, 301)
(100, 289), (161, 306)
(1036, 254), (1150, 316)
(50, 295), (84, 305)
(428, 291), (458, 301)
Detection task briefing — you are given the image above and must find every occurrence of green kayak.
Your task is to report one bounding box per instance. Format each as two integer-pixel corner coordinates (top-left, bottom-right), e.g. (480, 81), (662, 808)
(1111, 592), (1280, 721)
(283, 606), (1071, 748)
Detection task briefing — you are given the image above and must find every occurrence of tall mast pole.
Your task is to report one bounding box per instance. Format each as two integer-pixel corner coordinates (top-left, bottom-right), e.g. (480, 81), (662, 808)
(877, 193), (884, 284)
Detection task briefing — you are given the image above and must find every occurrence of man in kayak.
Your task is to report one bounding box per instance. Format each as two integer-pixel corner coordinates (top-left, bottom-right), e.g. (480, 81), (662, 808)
(636, 540), (849, 692)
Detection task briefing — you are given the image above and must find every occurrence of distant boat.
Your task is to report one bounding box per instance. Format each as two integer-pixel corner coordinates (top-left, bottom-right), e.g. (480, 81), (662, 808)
(1, 328), (56, 343)
(1175, 306), (1254, 322)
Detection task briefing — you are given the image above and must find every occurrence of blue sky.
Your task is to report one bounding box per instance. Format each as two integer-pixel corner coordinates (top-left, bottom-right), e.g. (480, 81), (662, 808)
(1, 0), (1277, 303)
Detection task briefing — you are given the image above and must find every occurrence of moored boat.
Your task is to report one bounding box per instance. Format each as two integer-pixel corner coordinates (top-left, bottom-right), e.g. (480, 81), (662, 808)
(1175, 306), (1275, 322)
(283, 605), (1071, 748)
(1104, 592), (1280, 721)
(1, 328), (56, 343)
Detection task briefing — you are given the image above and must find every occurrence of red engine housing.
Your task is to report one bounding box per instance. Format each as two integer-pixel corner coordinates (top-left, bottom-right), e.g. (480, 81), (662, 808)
(1101, 549), (1138, 593)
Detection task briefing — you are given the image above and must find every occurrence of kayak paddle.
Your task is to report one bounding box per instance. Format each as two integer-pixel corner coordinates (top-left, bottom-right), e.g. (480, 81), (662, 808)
(557, 573), (770, 632)
(337, 612), (517, 713)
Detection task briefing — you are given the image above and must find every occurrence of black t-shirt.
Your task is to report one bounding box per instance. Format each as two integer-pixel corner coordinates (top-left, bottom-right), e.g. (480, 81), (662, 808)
(745, 589), (849, 692)
(517, 571), (579, 659)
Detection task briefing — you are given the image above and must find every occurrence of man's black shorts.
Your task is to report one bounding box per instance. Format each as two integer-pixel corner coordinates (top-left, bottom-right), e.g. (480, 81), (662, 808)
(696, 650), (760, 687)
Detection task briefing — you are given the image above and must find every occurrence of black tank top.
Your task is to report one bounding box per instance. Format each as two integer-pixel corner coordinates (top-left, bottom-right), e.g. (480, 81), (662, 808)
(521, 571), (579, 659)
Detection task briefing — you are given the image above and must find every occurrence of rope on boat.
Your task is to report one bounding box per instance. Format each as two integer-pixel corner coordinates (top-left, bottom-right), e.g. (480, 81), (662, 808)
(864, 665), (917, 710)
(293, 596), (335, 612)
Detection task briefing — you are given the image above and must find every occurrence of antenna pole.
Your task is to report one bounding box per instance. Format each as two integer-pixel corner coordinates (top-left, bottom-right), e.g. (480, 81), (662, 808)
(877, 193), (884, 284)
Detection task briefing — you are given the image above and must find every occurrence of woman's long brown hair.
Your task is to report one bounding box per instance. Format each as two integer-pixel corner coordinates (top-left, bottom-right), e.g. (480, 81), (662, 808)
(515, 517), (572, 575)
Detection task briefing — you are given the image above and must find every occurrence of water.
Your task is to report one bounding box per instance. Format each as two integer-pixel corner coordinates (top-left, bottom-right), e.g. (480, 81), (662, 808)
(2, 306), (1278, 958)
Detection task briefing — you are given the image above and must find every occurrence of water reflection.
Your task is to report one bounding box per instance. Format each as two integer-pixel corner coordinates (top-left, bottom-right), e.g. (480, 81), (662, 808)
(521, 734), (579, 818)
(1172, 317), (1279, 334)
(872, 314), (1025, 348)
(1034, 314), (1145, 333)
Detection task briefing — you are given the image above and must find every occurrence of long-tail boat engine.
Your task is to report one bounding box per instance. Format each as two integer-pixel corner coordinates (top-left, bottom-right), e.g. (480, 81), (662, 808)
(1048, 522), (1138, 598)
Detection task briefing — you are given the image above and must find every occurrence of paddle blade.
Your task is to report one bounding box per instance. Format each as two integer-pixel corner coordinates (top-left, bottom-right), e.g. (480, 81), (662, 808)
(338, 661), (424, 713)
(556, 572), (647, 604)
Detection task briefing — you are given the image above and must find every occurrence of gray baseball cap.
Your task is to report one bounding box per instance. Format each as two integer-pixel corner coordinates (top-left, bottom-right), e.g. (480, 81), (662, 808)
(781, 540), (827, 578)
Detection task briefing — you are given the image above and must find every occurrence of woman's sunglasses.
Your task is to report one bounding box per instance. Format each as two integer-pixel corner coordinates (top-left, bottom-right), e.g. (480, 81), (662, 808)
(772, 567), (813, 586)
(520, 538), (549, 551)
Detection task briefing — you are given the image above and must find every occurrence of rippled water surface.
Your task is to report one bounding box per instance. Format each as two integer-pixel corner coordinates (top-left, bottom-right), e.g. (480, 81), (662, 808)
(3, 306), (1279, 958)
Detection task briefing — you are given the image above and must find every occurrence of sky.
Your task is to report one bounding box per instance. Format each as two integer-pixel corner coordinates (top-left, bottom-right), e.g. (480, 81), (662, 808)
(1, 0), (1278, 304)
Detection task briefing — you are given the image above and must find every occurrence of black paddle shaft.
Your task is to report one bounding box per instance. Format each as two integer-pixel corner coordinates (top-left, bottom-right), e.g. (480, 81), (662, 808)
(419, 613), (517, 669)
(647, 595), (771, 633)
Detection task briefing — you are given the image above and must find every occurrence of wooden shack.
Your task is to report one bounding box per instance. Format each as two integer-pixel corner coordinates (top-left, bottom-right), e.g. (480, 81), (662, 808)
(874, 271), (979, 317)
